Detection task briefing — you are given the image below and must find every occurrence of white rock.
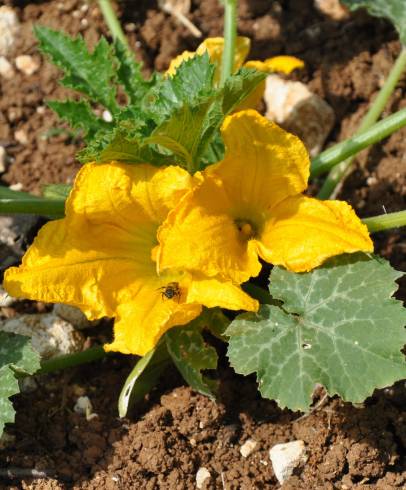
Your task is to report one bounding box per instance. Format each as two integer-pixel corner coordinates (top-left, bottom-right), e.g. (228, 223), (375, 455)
(0, 313), (85, 359)
(53, 303), (96, 330)
(314, 0), (349, 21)
(0, 6), (19, 57)
(102, 109), (113, 122)
(240, 438), (258, 458)
(0, 56), (14, 79)
(9, 182), (23, 191)
(0, 145), (6, 173)
(264, 74), (335, 156)
(15, 55), (40, 76)
(269, 440), (307, 484)
(196, 467), (211, 488)
(14, 129), (28, 145)
(74, 395), (99, 420)
(0, 286), (14, 307)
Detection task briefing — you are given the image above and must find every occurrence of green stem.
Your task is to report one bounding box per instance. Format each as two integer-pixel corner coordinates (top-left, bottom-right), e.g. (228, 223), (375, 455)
(311, 107), (406, 177)
(37, 346), (107, 375)
(0, 199), (65, 216)
(221, 0), (238, 85)
(363, 210), (406, 233)
(98, 0), (130, 49)
(318, 47), (406, 199)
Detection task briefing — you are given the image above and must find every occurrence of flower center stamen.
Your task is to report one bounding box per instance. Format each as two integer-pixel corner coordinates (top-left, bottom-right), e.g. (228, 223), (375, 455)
(235, 219), (257, 240)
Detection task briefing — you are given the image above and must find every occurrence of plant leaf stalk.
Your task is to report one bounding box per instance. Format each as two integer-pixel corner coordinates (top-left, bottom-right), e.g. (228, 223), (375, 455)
(362, 210), (406, 233)
(0, 198), (65, 217)
(36, 346), (107, 375)
(318, 47), (406, 199)
(221, 0), (238, 85)
(98, 0), (130, 49)
(311, 107), (406, 177)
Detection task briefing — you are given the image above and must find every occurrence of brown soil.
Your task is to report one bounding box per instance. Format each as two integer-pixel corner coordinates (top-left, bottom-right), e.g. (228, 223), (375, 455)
(0, 0), (405, 489)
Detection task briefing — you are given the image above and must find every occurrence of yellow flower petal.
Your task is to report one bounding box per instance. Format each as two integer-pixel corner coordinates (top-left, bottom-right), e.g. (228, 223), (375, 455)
(187, 273), (258, 312)
(166, 36), (251, 83)
(166, 50), (195, 77)
(257, 196), (373, 272)
(5, 161), (257, 355)
(159, 110), (310, 282)
(4, 163), (193, 320)
(245, 56), (304, 75)
(158, 173), (262, 283)
(105, 275), (203, 355)
(208, 110), (310, 211)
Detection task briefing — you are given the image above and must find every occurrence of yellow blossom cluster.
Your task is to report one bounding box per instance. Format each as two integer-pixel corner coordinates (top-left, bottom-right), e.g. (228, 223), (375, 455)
(3, 42), (373, 357)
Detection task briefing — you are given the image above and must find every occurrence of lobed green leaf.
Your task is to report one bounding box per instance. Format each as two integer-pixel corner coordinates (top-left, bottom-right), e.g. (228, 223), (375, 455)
(227, 253), (406, 411)
(47, 100), (111, 140)
(0, 332), (41, 436)
(166, 311), (219, 399)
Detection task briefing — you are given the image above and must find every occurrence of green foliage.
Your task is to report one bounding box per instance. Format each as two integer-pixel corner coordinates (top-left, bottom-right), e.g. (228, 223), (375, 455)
(0, 332), (40, 436)
(166, 311), (220, 399)
(342, 0), (406, 45)
(118, 342), (170, 417)
(35, 28), (266, 171)
(42, 183), (72, 200)
(35, 26), (119, 113)
(227, 253), (406, 412)
(47, 100), (110, 140)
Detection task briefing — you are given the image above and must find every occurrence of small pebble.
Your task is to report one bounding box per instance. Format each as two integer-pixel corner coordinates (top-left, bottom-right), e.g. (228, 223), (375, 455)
(314, 0), (349, 20)
(0, 146), (6, 173)
(0, 313), (85, 359)
(264, 74), (335, 156)
(9, 182), (23, 191)
(0, 6), (19, 56)
(0, 286), (14, 307)
(196, 467), (211, 489)
(74, 396), (98, 421)
(15, 55), (40, 76)
(269, 440), (307, 484)
(102, 110), (113, 122)
(14, 129), (28, 145)
(0, 56), (14, 79)
(240, 438), (258, 458)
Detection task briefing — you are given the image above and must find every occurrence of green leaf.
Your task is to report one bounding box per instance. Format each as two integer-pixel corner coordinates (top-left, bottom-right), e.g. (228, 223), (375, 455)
(0, 332), (41, 436)
(227, 253), (406, 411)
(145, 66), (266, 170)
(42, 183), (72, 200)
(35, 26), (119, 113)
(80, 124), (173, 166)
(113, 40), (157, 105)
(118, 342), (170, 418)
(166, 312), (219, 399)
(143, 53), (215, 125)
(47, 100), (110, 140)
(341, 0), (406, 45)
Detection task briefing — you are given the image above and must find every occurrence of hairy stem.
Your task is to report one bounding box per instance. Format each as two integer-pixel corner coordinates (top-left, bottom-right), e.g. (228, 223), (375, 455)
(221, 0), (238, 84)
(98, 0), (130, 49)
(363, 210), (406, 233)
(318, 47), (406, 199)
(38, 346), (107, 375)
(0, 198), (65, 216)
(311, 107), (406, 177)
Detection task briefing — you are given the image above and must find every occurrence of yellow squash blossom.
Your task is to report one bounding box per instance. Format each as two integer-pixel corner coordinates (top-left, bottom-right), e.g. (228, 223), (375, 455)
(166, 36), (304, 108)
(4, 163), (258, 356)
(157, 110), (373, 283)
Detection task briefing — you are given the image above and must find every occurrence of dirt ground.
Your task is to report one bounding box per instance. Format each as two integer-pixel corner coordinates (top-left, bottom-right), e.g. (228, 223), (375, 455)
(0, 0), (405, 488)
